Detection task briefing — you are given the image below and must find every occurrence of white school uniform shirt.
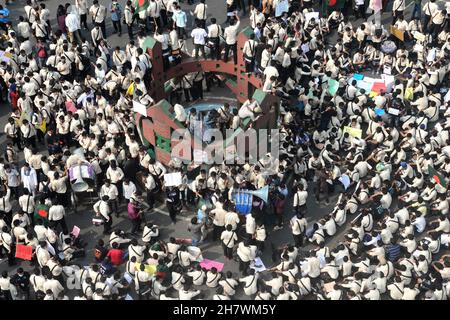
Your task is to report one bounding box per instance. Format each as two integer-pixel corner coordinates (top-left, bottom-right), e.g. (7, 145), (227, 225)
(18, 194), (35, 214)
(123, 182), (137, 200)
(48, 205), (65, 221)
(221, 230), (238, 248)
(100, 184), (119, 201)
(240, 273), (258, 296)
(90, 4), (107, 23)
(193, 3), (207, 20)
(223, 20), (241, 45)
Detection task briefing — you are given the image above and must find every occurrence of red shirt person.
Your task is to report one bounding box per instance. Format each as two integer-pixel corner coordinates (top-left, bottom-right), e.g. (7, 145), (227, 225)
(106, 242), (124, 265)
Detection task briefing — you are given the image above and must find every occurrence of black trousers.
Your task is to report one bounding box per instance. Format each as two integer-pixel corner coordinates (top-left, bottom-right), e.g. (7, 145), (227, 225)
(112, 20), (122, 34)
(0, 289), (12, 300)
(194, 44), (205, 59)
(127, 23), (133, 39)
(24, 136), (36, 149)
(51, 217), (68, 234)
(239, 259), (250, 272)
(80, 14), (88, 29)
(223, 43), (237, 64)
(103, 216), (112, 234)
(213, 225), (224, 241)
(193, 80), (204, 100)
(167, 202), (179, 223)
(131, 217), (142, 234)
(293, 233), (304, 247)
(56, 192), (69, 208)
(146, 190), (156, 209)
(7, 135), (22, 150)
(223, 244), (233, 259)
(95, 20), (106, 38)
(209, 38), (220, 60)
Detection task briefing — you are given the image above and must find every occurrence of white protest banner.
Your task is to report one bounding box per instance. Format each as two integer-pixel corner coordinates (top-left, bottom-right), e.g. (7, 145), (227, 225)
(304, 12), (319, 24)
(250, 257), (267, 273)
(343, 126), (362, 139)
(164, 172), (182, 187)
(133, 100), (147, 116)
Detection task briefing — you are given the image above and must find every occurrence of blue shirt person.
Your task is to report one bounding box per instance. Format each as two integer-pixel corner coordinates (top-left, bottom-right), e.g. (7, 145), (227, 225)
(0, 5), (10, 26)
(109, 1), (122, 35)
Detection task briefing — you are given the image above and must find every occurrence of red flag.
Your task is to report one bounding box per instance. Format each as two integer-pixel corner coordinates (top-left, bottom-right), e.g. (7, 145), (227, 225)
(328, 0), (337, 6)
(15, 245), (33, 261)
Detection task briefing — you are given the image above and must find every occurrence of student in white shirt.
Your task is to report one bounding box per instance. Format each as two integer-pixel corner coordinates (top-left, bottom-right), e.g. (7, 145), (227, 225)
(223, 12), (240, 64)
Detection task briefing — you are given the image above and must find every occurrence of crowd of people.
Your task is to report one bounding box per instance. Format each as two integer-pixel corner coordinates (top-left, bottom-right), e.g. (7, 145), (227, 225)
(0, 0), (449, 301)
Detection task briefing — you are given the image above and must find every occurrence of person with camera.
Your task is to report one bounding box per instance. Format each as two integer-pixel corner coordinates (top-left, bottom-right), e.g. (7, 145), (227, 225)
(109, 0), (122, 36)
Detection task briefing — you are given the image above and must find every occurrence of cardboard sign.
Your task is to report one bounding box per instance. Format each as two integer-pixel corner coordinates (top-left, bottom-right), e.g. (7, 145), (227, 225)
(304, 11), (319, 24)
(199, 259), (224, 272)
(135, 263), (157, 275)
(164, 172), (182, 187)
(372, 82), (387, 94)
(15, 245), (33, 260)
(339, 174), (351, 190)
(382, 74), (395, 93)
(413, 32), (426, 42)
(390, 25), (404, 41)
(71, 225), (81, 238)
(387, 108), (400, 116)
(250, 257), (266, 273)
(133, 100), (147, 116)
(343, 126), (362, 139)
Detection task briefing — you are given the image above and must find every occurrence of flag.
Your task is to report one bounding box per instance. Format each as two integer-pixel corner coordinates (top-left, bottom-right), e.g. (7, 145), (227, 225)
(428, 165), (447, 188)
(134, 0), (149, 13)
(329, 0), (345, 8)
(34, 204), (49, 225)
(126, 81), (135, 96)
(39, 119), (46, 133)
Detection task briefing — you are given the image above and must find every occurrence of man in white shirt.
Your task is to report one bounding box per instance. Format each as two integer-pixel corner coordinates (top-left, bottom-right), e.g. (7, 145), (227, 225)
(100, 179), (119, 217)
(20, 165), (37, 196)
(89, 0), (107, 37)
(193, 0), (207, 28)
(290, 213), (307, 247)
(76, 0), (89, 29)
(223, 13), (240, 64)
(65, 7), (82, 44)
(191, 22), (207, 59)
(221, 224), (237, 260)
(48, 201), (68, 234)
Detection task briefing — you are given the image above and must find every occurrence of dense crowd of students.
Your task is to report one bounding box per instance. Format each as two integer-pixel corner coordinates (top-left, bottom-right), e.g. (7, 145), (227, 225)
(0, 0), (449, 300)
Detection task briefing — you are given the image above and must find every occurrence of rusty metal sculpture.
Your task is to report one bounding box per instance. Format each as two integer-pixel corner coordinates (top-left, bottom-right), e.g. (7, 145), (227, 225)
(135, 26), (279, 166)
